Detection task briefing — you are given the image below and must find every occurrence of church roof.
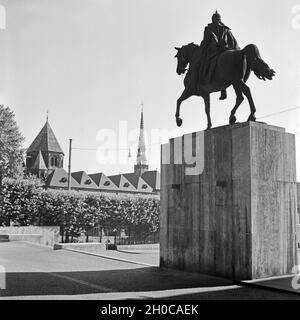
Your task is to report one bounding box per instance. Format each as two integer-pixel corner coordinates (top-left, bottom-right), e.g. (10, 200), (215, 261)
(27, 121), (64, 154)
(32, 150), (47, 170)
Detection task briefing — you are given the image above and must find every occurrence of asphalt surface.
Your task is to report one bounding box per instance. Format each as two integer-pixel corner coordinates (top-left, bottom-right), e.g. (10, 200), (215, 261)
(0, 241), (299, 300)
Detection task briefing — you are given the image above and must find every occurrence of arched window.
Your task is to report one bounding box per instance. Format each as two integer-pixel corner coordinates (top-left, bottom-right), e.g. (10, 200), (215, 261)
(54, 157), (58, 167)
(51, 157), (55, 166)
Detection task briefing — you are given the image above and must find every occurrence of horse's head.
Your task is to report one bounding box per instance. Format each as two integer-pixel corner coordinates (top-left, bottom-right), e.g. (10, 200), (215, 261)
(174, 45), (189, 75)
(174, 43), (197, 75)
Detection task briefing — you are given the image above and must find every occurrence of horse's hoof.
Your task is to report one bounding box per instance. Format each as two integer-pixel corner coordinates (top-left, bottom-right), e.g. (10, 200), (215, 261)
(176, 117), (183, 127)
(229, 115), (236, 125)
(247, 115), (256, 122)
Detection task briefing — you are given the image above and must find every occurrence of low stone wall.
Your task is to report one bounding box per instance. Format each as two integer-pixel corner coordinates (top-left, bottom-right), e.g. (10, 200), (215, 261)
(117, 244), (160, 251)
(53, 242), (106, 253)
(0, 226), (60, 247)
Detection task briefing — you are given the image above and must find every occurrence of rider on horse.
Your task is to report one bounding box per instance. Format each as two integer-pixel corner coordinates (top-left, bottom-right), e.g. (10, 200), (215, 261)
(191, 11), (240, 100)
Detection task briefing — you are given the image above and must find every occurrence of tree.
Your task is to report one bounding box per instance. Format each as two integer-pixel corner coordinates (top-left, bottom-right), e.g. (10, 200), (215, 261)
(0, 105), (24, 189)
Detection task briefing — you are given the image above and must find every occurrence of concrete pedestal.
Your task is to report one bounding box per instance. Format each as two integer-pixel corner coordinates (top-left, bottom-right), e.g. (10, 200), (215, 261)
(160, 122), (297, 280)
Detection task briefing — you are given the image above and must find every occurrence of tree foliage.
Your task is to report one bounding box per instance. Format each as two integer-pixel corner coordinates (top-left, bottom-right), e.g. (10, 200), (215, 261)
(0, 178), (160, 242)
(0, 105), (24, 187)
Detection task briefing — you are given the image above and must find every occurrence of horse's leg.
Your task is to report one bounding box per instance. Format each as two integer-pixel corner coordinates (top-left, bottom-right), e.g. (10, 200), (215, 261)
(176, 89), (192, 127)
(203, 94), (212, 129)
(236, 80), (256, 122)
(229, 83), (244, 124)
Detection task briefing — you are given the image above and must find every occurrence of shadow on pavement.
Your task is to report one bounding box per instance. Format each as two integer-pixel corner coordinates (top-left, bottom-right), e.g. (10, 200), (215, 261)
(1, 267), (234, 298)
(1, 267), (300, 299)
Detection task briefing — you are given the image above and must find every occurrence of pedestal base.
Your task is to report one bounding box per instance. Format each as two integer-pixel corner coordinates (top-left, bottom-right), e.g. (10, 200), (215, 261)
(160, 122), (297, 280)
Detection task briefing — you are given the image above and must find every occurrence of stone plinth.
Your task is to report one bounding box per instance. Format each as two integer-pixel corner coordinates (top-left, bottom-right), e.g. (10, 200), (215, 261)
(160, 122), (297, 280)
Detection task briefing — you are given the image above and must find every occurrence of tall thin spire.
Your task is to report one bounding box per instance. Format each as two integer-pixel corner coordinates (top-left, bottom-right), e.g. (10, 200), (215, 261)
(134, 104), (148, 176)
(46, 109), (49, 122)
(140, 103), (144, 130)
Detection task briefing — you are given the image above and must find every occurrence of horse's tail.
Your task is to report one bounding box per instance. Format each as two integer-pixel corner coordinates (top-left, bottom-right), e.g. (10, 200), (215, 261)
(242, 44), (275, 81)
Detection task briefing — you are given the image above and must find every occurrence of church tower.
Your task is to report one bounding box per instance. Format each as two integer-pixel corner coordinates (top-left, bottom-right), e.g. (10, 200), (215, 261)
(134, 107), (149, 176)
(26, 118), (64, 178)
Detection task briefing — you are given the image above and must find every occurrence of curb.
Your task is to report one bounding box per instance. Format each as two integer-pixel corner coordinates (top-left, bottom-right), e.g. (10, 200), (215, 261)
(234, 277), (300, 296)
(61, 248), (158, 268)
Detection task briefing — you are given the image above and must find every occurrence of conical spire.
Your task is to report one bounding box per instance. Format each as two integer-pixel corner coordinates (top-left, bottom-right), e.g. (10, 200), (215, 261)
(140, 104), (144, 130)
(136, 106), (147, 165)
(27, 120), (64, 154)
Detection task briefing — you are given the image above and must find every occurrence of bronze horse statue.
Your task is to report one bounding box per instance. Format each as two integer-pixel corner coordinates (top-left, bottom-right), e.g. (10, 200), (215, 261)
(175, 43), (275, 129)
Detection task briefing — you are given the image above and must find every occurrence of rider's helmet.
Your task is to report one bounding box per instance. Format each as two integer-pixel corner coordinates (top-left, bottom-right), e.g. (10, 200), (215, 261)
(212, 10), (221, 23)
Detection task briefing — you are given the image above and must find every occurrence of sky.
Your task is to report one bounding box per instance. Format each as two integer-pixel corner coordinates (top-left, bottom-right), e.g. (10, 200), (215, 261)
(0, 0), (300, 178)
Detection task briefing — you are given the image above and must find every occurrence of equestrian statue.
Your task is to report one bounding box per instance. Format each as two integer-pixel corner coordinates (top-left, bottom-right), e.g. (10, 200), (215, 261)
(174, 11), (275, 129)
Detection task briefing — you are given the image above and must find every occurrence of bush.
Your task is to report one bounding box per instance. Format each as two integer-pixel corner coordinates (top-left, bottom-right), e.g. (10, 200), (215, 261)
(0, 178), (160, 243)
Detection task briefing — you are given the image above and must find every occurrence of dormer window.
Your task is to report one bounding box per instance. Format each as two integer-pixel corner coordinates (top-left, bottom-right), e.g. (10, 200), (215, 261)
(142, 184), (148, 189)
(60, 177), (67, 183)
(85, 179), (92, 185)
(104, 181), (111, 186)
(123, 182), (130, 187)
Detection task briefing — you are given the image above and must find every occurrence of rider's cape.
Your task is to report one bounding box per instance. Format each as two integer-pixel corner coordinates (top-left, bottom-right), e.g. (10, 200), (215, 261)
(197, 22), (240, 84)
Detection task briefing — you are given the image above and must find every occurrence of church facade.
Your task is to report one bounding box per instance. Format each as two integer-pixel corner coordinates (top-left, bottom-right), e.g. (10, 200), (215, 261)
(26, 111), (160, 195)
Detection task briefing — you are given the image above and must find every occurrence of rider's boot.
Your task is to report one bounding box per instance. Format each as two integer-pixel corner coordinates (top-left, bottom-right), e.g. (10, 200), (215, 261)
(219, 90), (227, 100)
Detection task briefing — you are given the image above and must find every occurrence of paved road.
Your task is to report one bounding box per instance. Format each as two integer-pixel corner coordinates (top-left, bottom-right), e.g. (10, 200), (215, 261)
(0, 242), (299, 300)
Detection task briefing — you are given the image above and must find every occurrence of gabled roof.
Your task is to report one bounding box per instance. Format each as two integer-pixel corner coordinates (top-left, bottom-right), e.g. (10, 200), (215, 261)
(89, 172), (118, 190)
(136, 176), (153, 193)
(45, 168), (80, 189)
(32, 150), (47, 170)
(108, 174), (122, 187)
(71, 171), (98, 190)
(122, 173), (139, 188)
(108, 174), (137, 192)
(27, 121), (64, 154)
(141, 170), (160, 190)
(123, 173), (153, 193)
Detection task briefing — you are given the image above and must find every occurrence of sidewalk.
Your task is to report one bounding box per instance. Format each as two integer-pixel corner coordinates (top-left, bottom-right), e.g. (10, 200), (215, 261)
(62, 246), (159, 267)
(61, 245), (300, 296)
(241, 275), (300, 295)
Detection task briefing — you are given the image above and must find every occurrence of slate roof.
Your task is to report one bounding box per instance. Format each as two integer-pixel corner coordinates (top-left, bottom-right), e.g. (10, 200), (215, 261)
(141, 170), (160, 190)
(32, 150), (47, 170)
(123, 173), (153, 193)
(88, 173), (118, 191)
(108, 174), (137, 192)
(27, 121), (64, 154)
(45, 169), (160, 194)
(45, 168), (80, 189)
(71, 171), (98, 190)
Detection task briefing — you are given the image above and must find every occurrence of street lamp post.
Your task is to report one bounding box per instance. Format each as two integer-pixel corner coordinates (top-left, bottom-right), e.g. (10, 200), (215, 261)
(113, 228), (117, 249)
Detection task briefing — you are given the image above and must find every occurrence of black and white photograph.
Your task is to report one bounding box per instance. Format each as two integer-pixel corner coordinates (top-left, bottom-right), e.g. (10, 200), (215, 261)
(0, 0), (299, 311)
